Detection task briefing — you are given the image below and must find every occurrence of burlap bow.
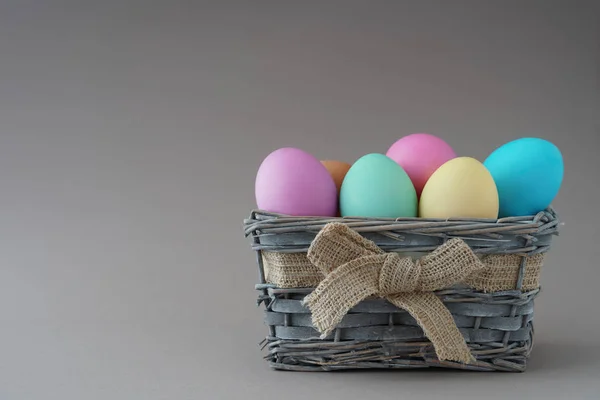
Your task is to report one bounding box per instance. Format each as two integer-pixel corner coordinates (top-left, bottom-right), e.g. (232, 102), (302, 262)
(302, 222), (486, 364)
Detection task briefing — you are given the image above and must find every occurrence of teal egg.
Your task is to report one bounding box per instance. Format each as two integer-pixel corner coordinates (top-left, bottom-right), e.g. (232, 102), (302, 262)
(483, 137), (563, 217)
(340, 153), (417, 218)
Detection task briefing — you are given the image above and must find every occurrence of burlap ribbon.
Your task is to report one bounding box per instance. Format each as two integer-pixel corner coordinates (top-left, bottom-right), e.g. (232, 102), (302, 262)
(302, 222), (486, 364)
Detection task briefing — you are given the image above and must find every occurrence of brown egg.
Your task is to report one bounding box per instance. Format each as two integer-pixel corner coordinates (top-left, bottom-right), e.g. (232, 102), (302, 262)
(321, 160), (352, 194)
(321, 160), (352, 217)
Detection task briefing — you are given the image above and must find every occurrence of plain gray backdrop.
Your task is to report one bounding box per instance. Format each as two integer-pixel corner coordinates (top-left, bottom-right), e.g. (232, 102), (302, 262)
(0, 1), (599, 399)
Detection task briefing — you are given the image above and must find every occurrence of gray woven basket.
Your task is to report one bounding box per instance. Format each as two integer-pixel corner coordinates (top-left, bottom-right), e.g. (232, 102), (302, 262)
(243, 208), (559, 372)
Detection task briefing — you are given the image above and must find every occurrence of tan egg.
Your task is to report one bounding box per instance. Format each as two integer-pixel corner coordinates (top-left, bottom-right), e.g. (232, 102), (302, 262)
(321, 160), (352, 195)
(321, 160), (352, 217)
(419, 157), (499, 219)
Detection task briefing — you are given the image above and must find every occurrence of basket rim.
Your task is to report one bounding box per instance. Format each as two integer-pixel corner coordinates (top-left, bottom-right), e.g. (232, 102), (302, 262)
(243, 207), (559, 238)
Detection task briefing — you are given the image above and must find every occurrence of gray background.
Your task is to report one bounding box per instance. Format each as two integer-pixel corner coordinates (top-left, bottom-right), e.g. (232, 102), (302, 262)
(0, 1), (598, 399)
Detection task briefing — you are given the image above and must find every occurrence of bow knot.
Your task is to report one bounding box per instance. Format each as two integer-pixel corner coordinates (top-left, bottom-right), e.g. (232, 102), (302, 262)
(302, 222), (485, 364)
(379, 253), (421, 294)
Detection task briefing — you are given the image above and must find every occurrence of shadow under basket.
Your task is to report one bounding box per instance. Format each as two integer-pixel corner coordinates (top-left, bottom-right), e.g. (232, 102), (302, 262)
(243, 208), (560, 372)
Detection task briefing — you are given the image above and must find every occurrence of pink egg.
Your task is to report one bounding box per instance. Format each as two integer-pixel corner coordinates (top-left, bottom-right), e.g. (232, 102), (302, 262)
(255, 147), (338, 217)
(386, 133), (457, 197)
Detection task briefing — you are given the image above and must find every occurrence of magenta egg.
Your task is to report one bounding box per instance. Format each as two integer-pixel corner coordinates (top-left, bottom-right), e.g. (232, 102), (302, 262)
(386, 133), (457, 197)
(255, 147), (338, 217)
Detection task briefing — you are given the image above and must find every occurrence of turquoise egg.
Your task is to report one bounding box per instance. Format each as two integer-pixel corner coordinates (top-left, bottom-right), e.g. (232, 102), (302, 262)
(340, 153), (417, 218)
(483, 138), (563, 217)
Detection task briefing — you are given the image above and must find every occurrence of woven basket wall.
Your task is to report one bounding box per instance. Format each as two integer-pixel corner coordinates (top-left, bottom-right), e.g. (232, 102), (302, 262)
(243, 208), (559, 372)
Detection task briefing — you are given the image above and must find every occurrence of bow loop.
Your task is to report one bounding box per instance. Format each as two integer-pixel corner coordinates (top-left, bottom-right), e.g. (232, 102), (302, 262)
(416, 238), (485, 291)
(307, 223), (382, 275)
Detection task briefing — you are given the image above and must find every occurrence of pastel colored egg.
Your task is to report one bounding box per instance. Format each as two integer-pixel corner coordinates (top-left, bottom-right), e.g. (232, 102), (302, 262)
(419, 157), (499, 219)
(255, 147), (337, 217)
(386, 133), (457, 197)
(484, 137), (563, 217)
(340, 153), (417, 218)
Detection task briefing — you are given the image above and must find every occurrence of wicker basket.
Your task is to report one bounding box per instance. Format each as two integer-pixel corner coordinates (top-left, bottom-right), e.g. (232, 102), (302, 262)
(243, 208), (559, 372)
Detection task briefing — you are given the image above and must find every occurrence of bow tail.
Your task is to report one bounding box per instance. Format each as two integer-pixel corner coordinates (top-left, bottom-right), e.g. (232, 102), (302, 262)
(388, 292), (476, 364)
(303, 255), (383, 339)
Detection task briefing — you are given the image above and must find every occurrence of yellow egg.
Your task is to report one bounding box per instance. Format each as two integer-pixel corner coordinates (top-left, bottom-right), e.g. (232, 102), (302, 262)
(419, 157), (499, 219)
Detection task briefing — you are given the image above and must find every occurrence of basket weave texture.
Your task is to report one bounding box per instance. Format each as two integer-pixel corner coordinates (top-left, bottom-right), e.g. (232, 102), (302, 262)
(243, 208), (559, 372)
